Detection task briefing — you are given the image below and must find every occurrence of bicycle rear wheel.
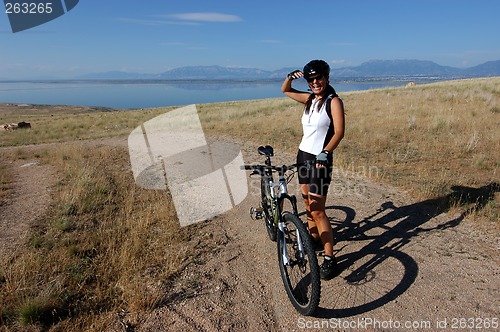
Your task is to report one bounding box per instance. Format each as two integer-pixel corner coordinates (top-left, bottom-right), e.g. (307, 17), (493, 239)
(277, 212), (320, 316)
(261, 176), (277, 241)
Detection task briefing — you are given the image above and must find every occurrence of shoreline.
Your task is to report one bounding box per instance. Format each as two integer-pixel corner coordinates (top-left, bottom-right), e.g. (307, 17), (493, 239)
(0, 76), (482, 109)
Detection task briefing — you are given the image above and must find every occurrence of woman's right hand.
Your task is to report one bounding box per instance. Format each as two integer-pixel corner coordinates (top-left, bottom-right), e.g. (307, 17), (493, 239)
(287, 70), (304, 80)
(282, 69), (309, 103)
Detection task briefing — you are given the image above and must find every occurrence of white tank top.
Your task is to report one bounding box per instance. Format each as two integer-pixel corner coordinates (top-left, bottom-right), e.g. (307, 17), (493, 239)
(298, 95), (335, 155)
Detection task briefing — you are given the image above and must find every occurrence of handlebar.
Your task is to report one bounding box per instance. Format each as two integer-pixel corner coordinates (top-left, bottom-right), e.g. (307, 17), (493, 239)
(241, 145), (314, 176)
(240, 160), (313, 175)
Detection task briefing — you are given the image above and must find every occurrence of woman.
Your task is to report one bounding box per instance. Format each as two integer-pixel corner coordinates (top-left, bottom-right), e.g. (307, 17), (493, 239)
(281, 59), (345, 280)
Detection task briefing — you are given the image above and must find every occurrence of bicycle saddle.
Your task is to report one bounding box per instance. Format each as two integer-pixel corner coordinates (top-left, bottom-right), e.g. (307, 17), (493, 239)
(258, 145), (274, 157)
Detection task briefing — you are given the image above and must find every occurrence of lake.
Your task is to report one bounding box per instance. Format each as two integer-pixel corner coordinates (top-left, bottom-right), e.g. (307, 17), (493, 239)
(0, 79), (412, 109)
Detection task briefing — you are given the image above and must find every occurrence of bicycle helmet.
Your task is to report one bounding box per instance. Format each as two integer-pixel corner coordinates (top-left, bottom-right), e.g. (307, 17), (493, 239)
(303, 60), (330, 78)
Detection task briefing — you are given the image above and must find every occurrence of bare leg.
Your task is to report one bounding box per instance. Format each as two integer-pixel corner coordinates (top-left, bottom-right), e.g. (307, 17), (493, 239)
(300, 184), (334, 257)
(308, 193), (334, 257)
(301, 184), (319, 240)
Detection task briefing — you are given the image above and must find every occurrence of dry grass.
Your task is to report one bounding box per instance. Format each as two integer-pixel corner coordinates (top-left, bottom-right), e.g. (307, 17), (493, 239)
(0, 162), (13, 206)
(0, 104), (174, 147)
(341, 78), (499, 218)
(0, 77), (498, 330)
(340, 78), (499, 189)
(0, 143), (189, 330)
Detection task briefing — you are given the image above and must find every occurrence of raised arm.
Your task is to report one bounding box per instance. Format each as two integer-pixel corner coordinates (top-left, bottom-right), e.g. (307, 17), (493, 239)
(281, 70), (310, 104)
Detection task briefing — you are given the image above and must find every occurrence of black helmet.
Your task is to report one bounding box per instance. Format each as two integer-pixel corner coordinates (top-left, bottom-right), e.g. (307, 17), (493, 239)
(303, 60), (330, 78)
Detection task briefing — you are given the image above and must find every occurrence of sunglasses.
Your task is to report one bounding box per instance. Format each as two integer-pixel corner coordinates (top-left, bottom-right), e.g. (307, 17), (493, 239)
(305, 74), (325, 83)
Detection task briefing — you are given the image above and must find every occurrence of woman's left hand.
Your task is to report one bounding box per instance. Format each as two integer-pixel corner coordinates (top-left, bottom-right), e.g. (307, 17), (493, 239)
(315, 150), (329, 168)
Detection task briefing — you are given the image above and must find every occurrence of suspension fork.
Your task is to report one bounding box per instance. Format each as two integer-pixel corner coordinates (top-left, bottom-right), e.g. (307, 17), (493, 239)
(278, 195), (304, 266)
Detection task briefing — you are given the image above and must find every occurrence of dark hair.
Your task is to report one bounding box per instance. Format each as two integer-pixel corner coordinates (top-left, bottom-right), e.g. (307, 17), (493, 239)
(305, 84), (337, 114)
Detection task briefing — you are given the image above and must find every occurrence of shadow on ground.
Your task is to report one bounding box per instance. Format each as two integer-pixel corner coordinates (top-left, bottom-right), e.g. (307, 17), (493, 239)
(314, 182), (498, 318)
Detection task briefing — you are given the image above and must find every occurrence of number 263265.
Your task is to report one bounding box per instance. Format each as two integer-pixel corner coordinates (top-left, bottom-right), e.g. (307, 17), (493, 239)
(5, 2), (53, 14)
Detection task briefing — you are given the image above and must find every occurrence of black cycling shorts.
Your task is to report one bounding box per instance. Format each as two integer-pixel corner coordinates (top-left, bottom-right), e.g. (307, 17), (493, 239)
(296, 149), (332, 197)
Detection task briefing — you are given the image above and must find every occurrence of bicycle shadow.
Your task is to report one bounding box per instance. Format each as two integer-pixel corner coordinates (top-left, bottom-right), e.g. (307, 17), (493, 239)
(311, 182), (498, 318)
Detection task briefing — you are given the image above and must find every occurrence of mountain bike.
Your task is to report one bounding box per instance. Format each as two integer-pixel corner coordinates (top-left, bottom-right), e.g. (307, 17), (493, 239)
(241, 145), (320, 316)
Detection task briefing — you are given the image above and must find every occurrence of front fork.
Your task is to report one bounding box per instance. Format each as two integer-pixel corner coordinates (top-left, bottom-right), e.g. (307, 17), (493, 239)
(278, 195), (304, 266)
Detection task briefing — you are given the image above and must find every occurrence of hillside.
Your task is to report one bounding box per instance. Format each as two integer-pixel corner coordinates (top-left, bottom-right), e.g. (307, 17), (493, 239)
(74, 59), (500, 80)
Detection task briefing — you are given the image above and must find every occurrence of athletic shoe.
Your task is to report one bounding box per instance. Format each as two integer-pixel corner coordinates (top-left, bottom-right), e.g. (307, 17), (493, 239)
(320, 256), (337, 280)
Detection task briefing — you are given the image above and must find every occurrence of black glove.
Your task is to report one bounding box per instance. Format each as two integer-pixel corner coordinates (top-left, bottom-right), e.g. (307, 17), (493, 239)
(287, 70), (302, 80)
(315, 150), (330, 167)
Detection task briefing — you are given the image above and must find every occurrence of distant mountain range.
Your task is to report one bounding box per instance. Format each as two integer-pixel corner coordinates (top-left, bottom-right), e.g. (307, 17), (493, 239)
(75, 59), (500, 80)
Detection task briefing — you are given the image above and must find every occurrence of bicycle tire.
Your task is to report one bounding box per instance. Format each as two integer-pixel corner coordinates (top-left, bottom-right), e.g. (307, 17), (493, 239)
(261, 176), (277, 241)
(277, 212), (321, 316)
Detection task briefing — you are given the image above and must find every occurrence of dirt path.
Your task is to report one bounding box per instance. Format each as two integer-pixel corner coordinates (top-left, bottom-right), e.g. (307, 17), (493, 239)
(132, 141), (499, 331)
(0, 138), (126, 255)
(1, 139), (498, 331)
(0, 154), (56, 254)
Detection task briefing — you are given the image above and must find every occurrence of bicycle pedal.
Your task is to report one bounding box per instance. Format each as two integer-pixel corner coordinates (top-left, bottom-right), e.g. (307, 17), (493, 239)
(250, 207), (263, 220)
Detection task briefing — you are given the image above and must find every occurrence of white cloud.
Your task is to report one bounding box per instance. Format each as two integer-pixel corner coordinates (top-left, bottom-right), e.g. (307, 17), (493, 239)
(117, 12), (242, 27)
(169, 12), (242, 23)
(116, 17), (198, 26)
(331, 59), (347, 66)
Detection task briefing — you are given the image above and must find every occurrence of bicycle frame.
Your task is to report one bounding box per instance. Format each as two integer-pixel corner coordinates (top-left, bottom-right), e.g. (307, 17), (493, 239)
(261, 152), (300, 215)
(247, 152), (304, 265)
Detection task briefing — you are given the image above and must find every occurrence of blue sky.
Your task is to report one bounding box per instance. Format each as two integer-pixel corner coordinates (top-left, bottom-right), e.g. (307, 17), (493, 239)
(1, 0), (499, 79)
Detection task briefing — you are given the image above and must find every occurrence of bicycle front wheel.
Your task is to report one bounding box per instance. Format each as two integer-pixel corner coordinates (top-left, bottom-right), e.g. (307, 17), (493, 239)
(277, 212), (320, 316)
